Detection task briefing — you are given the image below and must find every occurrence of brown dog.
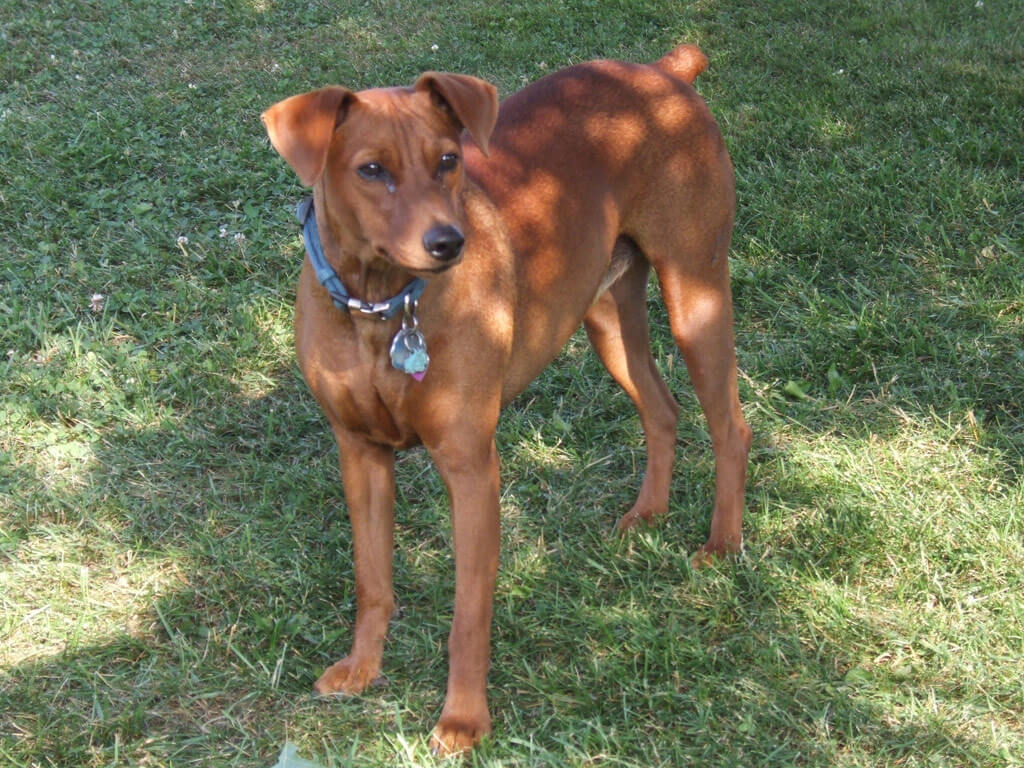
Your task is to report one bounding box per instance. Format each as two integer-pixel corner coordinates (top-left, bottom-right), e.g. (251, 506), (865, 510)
(262, 44), (751, 753)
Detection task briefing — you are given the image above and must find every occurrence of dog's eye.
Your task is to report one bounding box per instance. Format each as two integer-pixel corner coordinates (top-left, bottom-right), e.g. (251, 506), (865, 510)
(358, 162), (385, 180)
(438, 153), (459, 174)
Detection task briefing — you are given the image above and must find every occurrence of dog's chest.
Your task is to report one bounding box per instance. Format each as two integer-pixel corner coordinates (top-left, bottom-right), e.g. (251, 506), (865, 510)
(343, 384), (416, 447)
(319, 340), (423, 448)
(298, 321), (422, 450)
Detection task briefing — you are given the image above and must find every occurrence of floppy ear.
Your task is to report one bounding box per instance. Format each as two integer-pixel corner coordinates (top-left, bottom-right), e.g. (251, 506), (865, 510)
(261, 86), (354, 186)
(414, 72), (499, 156)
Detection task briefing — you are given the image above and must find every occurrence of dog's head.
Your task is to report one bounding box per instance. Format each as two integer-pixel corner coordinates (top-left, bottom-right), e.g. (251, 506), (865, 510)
(262, 73), (498, 274)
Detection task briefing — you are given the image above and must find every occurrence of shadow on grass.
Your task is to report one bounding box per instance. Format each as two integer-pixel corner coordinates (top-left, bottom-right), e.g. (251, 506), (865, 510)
(3, 337), (1018, 766)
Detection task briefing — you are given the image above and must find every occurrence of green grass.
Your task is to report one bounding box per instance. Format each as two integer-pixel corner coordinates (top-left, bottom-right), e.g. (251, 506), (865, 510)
(1, 0), (1022, 765)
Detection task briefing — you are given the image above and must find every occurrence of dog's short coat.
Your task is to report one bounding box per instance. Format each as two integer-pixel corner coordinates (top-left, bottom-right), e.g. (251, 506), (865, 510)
(263, 44), (751, 753)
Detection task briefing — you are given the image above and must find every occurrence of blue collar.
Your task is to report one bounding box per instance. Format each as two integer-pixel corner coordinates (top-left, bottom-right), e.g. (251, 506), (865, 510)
(297, 197), (426, 319)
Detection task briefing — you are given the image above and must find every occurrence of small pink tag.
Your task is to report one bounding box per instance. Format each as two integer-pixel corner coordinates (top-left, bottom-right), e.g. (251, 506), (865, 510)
(411, 371), (426, 381)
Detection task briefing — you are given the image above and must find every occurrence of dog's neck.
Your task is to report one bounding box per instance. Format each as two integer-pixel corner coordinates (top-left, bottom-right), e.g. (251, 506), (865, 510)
(341, 258), (413, 306)
(311, 189), (422, 310)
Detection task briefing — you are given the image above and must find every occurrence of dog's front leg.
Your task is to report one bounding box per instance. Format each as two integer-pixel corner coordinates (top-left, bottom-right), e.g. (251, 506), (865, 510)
(314, 431), (396, 696)
(427, 434), (501, 754)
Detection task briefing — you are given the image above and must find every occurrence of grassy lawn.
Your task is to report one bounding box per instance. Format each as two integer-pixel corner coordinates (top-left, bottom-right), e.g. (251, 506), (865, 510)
(1, 0), (1021, 765)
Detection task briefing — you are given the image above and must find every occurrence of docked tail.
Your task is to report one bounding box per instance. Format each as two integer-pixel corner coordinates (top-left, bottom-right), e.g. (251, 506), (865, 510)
(655, 44), (709, 84)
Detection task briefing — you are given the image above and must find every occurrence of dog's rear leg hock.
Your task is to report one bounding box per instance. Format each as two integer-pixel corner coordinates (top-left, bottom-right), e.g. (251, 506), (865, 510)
(584, 259), (681, 532)
(661, 274), (751, 561)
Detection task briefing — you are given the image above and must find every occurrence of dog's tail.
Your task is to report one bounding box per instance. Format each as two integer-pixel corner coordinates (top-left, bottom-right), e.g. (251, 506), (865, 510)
(655, 44), (708, 85)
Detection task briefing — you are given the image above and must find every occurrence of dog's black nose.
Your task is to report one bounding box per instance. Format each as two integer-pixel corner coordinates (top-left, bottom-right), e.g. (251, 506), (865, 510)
(423, 225), (465, 262)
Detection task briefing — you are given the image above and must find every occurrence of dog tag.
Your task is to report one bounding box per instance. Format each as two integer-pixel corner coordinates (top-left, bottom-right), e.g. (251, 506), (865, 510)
(390, 326), (429, 380)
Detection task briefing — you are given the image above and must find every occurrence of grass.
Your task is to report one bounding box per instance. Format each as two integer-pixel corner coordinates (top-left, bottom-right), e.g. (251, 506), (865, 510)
(1, 0), (1021, 765)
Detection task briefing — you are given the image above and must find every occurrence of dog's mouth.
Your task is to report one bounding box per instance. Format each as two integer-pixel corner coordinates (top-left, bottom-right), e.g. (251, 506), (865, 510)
(374, 246), (463, 276)
(417, 261), (460, 274)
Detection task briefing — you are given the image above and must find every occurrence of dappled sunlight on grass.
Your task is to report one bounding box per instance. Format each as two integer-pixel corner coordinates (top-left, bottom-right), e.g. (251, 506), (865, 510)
(513, 432), (575, 471)
(1, 531), (189, 668)
(749, 402), (1021, 570)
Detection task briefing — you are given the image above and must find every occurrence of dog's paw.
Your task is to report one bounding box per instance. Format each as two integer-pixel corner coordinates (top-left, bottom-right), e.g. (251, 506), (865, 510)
(691, 536), (743, 568)
(429, 712), (491, 756)
(313, 655), (382, 696)
(614, 507), (665, 534)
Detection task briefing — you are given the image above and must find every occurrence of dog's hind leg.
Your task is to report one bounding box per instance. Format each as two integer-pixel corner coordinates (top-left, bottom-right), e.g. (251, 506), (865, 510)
(648, 233), (752, 560)
(584, 241), (681, 531)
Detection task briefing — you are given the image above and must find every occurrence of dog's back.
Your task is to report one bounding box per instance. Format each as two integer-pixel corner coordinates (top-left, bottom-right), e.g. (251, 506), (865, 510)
(463, 45), (729, 388)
